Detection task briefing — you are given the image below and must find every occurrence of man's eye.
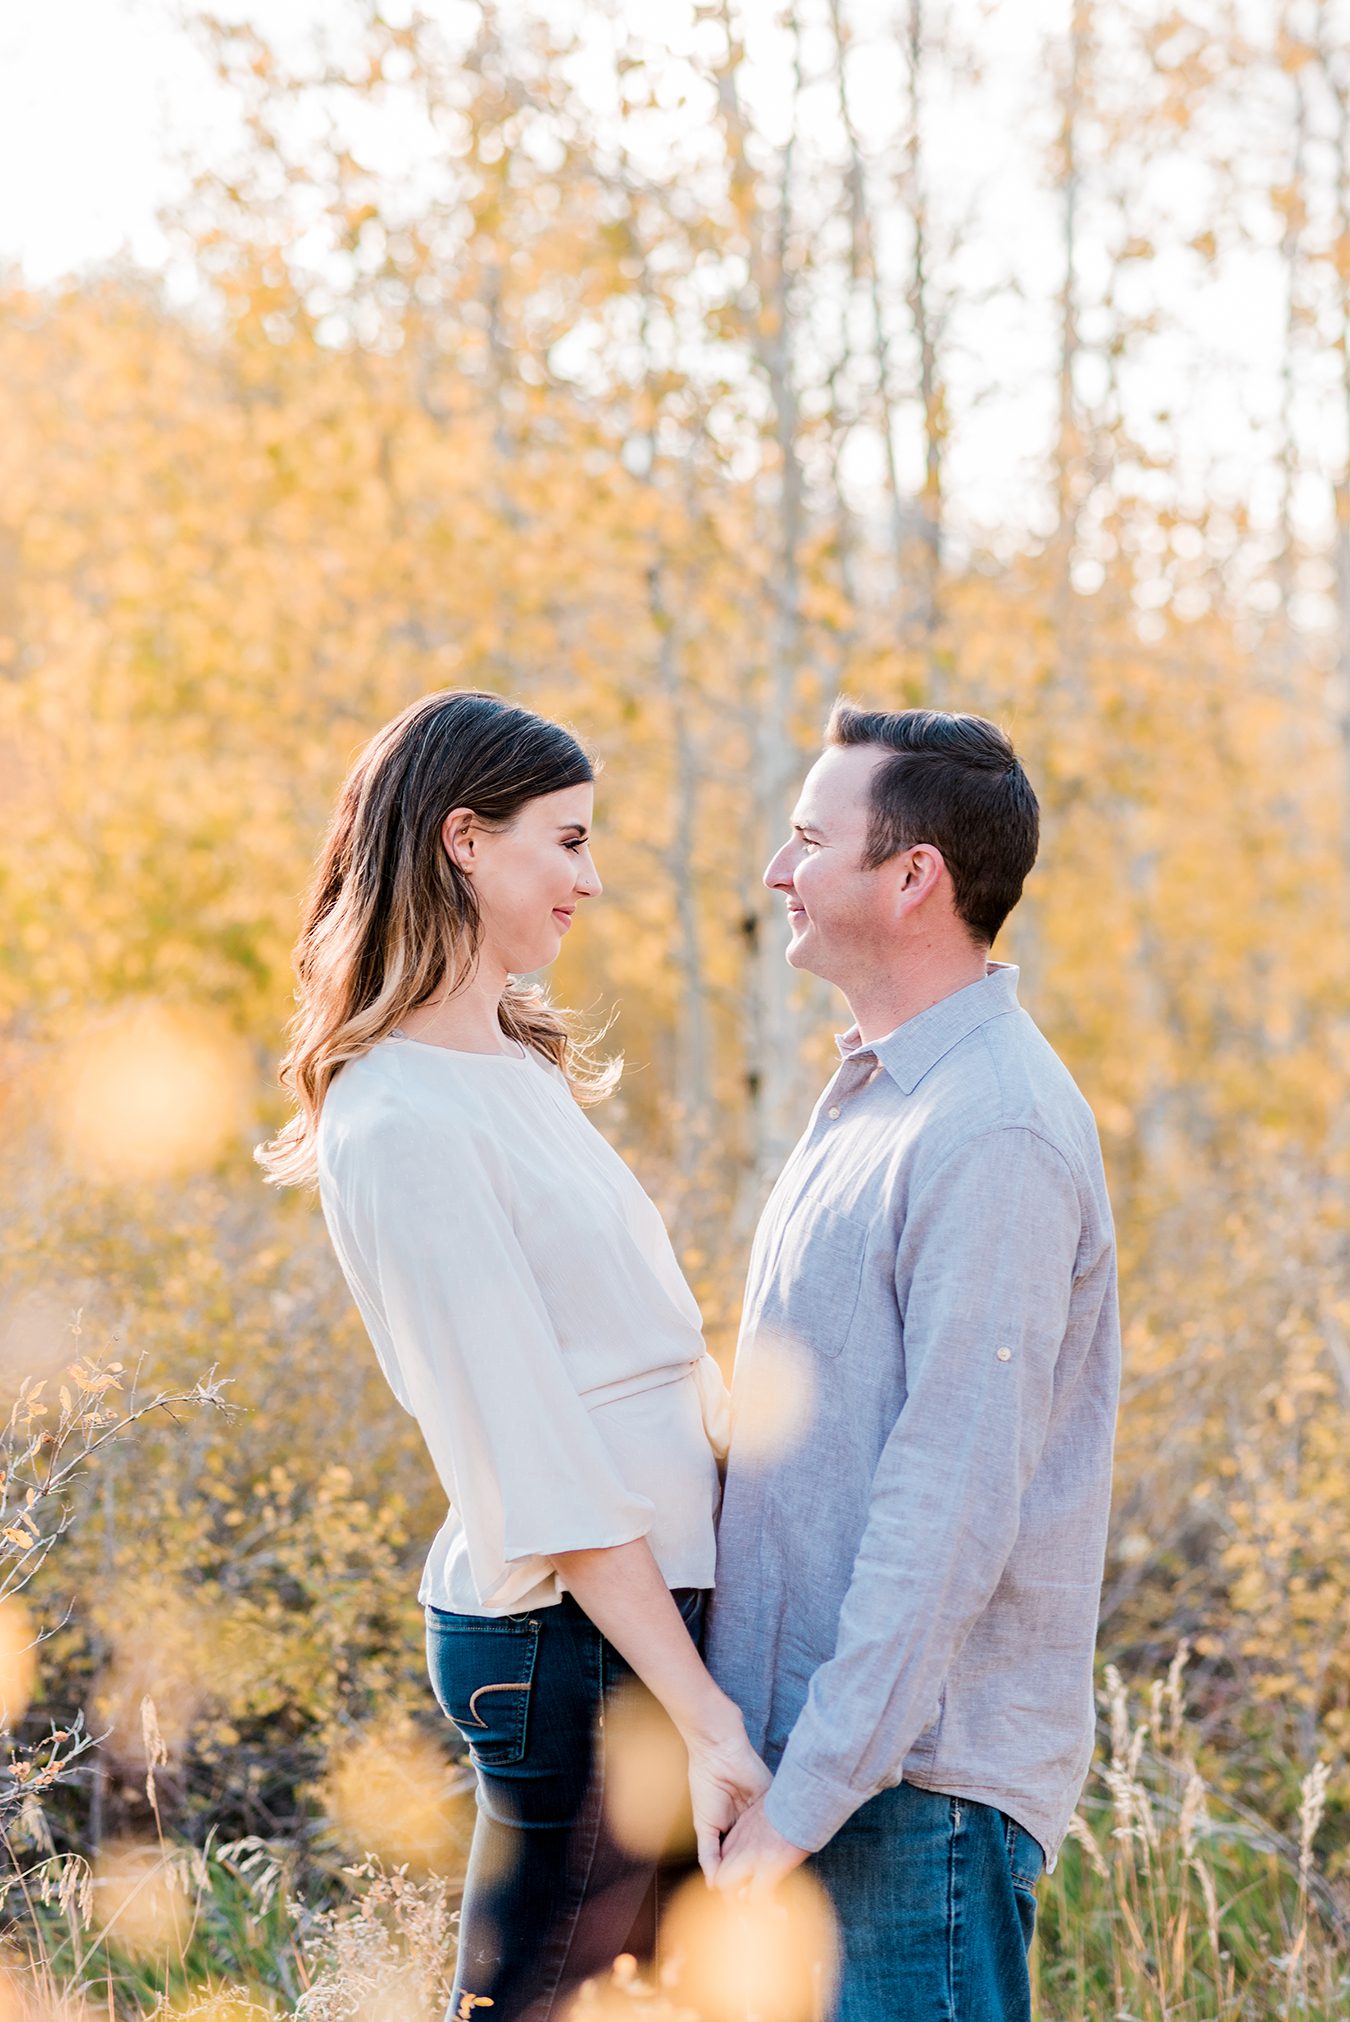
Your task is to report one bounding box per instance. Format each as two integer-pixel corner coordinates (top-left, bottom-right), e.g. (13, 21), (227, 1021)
(800, 837), (820, 851)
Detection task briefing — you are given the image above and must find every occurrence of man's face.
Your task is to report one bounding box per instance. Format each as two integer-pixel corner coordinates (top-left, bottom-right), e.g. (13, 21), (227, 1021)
(763, 744), (893, 983)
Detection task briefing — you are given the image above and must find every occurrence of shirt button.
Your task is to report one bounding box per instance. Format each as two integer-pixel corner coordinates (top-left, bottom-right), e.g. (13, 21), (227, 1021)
(996, 1347), (1013, 1362)
(827, 1105), (841, 1119)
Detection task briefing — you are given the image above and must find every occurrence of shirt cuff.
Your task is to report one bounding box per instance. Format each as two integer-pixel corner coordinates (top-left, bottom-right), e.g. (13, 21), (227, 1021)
(763, 1750), (873, 1854)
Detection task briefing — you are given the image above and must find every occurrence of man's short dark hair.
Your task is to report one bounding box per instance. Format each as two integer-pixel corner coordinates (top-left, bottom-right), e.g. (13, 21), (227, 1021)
(825, 699), (1039, 946)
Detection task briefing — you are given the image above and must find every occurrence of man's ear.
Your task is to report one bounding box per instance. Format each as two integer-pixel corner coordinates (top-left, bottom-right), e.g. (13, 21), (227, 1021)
(897, 845), (925, 890)
(897, 845), (943, 901)
(442, 806), (478, 874)
(905, 845), (937, 893)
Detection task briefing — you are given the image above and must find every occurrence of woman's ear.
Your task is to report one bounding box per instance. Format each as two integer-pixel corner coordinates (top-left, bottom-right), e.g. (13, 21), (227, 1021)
(442, 806), (478, 874)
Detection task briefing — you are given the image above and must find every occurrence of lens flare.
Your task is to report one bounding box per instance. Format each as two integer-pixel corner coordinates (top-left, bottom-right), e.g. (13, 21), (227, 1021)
(94, 1587), (202, 1771)
(559, 1959), (671, 2022)
(729, 1330), (816, 1463)
(662, 1864), (839, 2022)
(52, 1002), (252, 1182)
(0, 1976), (97, 2022)
(602, 1679), (692, 1861)
(92, 1840), (190, 1962)
(160, 1997), (266, 2022)
(324, 1725), (471, 1875)
(0, 1295), (81, 1402)
(350, 1978), (436, 2022)
(0, 1599), (38, 1727)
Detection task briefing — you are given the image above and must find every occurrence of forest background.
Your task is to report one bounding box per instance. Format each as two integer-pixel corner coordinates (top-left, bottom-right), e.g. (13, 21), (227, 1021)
(0, 0), (1349, 2015)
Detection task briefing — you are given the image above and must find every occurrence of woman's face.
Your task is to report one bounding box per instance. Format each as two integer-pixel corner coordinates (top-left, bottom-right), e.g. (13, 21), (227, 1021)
(445, 782), (601, 974)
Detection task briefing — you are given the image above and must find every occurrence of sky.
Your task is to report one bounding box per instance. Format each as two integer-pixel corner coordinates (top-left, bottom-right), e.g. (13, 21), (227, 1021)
(0, 0), (1060, 282)
(0, 0), (1332, 579)
(0, 0), (212, 284)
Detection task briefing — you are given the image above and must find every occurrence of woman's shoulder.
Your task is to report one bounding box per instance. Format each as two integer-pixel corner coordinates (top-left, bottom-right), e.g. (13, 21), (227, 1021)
(318, 1042), (476, 1173)
(321, 1039), (407, 1115)
(524, 1045), (571, 1092)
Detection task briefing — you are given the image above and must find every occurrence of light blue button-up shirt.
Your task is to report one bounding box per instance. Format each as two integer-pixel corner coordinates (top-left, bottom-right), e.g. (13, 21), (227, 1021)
(705, 962), (1120, 1865)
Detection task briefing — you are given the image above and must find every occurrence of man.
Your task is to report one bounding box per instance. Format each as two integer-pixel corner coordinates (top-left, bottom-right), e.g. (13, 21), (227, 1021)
(706, 701), (1120, 2021)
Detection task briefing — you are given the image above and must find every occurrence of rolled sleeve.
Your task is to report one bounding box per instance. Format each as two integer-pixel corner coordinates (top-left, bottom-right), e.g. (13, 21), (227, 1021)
(765, 1126), (1082, 1852)
(341, 1106), (655, 1608)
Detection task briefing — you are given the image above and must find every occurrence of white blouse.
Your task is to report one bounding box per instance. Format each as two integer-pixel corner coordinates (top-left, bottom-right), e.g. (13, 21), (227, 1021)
(315, 1029), (731, 1617)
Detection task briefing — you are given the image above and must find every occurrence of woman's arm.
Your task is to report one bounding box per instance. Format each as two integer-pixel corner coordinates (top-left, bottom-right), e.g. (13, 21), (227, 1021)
(550, 1535), (770, 1877)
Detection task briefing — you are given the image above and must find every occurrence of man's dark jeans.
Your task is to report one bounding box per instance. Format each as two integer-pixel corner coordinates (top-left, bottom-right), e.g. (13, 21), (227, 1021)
(425, 1585), (706, 2022)
(809, 1779), (1044, 2021)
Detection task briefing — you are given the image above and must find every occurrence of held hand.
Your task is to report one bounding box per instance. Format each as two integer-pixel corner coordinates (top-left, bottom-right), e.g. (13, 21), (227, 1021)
(686, 1722), (773, 1882)
(713, 1793), (809, 1895)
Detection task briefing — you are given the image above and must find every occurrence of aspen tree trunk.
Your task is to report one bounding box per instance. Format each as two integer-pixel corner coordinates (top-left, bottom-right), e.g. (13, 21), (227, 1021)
(1054, 2), (1088, 560)
(824, 0), (867, 664)
(1274, 14), (1309, 704)
(1314, 26), (1350, 1204)
(902, 0), (944, 669)
(621, 205), (718, 1185)
(714, 5), (815, 1218)
(1332, 57), (1350, 862)
(828, 0), (945, 694)
(647, 553), (715, 1181)
(828, 0), (908, 600)
(1017, 3), (1092, 1014)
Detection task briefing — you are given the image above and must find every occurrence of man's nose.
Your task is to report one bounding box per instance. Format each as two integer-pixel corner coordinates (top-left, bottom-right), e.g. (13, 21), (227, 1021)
(763, 843), (795, 891)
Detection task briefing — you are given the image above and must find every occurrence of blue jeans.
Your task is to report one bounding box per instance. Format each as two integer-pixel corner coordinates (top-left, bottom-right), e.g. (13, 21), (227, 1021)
(808, 1780), (1044, 2022)
(425, 1586), (707, 2022)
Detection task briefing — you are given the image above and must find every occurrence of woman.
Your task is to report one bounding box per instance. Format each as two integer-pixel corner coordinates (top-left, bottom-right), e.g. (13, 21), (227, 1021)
(257, 689), (767, 2020)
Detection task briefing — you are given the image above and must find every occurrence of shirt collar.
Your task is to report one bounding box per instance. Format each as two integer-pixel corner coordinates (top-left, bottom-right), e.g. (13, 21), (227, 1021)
(834, 962), (1021, 1095)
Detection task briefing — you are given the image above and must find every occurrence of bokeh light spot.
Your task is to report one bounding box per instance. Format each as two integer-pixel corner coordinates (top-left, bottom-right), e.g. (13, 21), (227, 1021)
(0, 1599), (38, 1728)
(53, 1002), (252, 1182)
(662, 1863), (839, 2021)
(730, 1329), (816, 1462)
(323, 1724), (471, 1876)
(92, 1839), (190, 1963)
(602, 1678), (692, 1862)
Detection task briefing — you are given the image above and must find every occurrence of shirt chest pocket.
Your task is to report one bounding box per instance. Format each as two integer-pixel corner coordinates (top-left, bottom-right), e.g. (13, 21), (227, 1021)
(761, 1194), (867, 1361)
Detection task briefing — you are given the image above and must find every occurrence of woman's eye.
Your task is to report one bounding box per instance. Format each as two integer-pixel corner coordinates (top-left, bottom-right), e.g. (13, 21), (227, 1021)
(565, 837), (589, 852)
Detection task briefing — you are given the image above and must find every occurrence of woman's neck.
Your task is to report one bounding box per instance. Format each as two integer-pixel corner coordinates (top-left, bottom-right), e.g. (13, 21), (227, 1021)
(398, 958), (515, 1054)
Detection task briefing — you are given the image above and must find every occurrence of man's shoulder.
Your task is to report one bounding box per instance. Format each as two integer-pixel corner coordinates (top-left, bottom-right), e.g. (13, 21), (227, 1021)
(910, 1005), (1101, 1175)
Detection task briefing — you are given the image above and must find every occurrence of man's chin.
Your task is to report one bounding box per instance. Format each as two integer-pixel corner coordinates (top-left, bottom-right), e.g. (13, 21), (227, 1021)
(784, 929), (816, 971)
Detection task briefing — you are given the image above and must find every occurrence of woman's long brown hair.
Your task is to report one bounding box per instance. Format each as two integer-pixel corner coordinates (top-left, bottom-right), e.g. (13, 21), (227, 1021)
(256, 689), (620, 1189)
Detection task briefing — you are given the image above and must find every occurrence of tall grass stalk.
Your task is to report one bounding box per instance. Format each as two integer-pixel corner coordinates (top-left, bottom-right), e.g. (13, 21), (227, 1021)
(1038, 1650), (1347, 2020)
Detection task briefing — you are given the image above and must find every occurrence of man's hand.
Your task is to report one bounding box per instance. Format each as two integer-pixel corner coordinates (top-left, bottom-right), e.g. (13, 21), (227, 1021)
(713, 1793), (809, 1895)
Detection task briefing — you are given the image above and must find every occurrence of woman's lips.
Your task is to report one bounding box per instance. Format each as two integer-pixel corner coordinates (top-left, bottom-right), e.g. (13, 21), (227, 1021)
(553, 909), (574, 930)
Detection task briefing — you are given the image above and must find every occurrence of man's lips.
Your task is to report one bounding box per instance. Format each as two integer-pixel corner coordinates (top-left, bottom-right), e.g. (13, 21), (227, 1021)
(786, 902), (808, 924)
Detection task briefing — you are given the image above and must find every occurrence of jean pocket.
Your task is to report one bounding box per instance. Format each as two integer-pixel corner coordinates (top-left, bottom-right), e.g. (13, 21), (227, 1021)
(425, 1610), (541, 1768)
(1003, 1813), (1045, 1896)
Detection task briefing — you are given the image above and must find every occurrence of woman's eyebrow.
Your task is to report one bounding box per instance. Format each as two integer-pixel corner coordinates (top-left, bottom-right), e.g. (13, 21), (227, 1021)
(557, 823), (589, 835)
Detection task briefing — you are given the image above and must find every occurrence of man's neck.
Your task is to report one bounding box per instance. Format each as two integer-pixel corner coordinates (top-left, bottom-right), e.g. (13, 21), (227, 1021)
(842, 945), (993, 1047)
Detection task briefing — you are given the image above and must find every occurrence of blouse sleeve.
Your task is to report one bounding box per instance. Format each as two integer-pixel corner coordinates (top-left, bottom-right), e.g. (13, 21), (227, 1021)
(692, 1353), (732, 1462)
(337, 1096), (656, 1608)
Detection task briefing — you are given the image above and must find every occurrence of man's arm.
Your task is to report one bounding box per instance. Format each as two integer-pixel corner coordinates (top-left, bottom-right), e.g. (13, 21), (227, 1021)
(753, 1124), (1082, 1857)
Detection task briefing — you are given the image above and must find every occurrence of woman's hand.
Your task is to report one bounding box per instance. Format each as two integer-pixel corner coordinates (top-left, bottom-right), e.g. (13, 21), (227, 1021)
(686, 1717), (773, 1880)
(546, 1537), (772, 1879)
